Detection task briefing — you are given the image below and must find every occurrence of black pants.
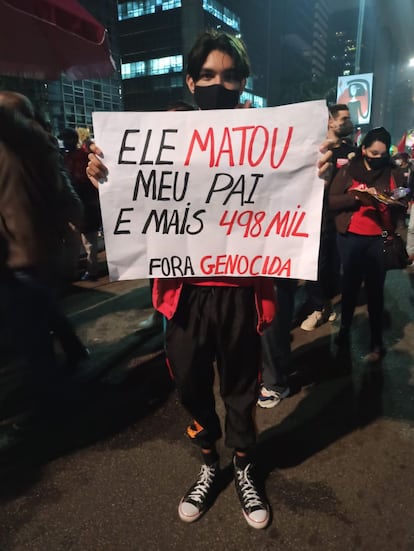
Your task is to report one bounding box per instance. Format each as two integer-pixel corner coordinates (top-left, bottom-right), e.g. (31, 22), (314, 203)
(14, 270), (88, 367)
(337, 232), (386, 349)
(165, 285), (261, 450)
(305, 222), (341, 310)
(0, 273), (58, 405)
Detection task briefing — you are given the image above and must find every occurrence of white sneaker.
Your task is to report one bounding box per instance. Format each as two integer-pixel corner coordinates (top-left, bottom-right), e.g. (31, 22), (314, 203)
(300, 310), (323, 331)
(257, 386), (290, 408)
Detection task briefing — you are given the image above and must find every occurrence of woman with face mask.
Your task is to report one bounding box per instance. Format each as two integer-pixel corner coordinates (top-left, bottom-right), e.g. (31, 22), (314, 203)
(329, 127), (407, 363)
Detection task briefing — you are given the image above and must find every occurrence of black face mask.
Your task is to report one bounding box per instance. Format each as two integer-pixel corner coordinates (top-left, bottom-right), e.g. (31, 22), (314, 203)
(336, 120), (354, 138)
(365, 155), (389, 170)
(194, 84), (240, 110)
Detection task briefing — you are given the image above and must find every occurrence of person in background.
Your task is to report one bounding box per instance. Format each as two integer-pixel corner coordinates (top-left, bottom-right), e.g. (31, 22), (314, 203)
(329, 126), (407, 363)
(405, 154), (414, 263)
(257, 278), (296, 408)
(300, 104), (355, 331)
(0, 92), (88, 408)
(257, 104), (355, 409)
(76, 127), (93, 154)
(393, 152), (411, 188)
(60, 127), (102, 282)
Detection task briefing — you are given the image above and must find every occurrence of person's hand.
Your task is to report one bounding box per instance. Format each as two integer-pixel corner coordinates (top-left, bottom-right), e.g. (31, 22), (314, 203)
(318, 139), (334, 179)
(236, 99), (252, 109)
(86, 143), (107, 189)
(348, 185), (376, 206)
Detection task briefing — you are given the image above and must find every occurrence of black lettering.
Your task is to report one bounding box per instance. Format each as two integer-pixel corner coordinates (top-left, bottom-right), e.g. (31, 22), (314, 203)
(148, 256), (195, 276)
(114, 208), (134, 234)
(132, 170), (157, 200)
(245, 174), (263, 203)
(140, 129), (153, 165)
(142, 209), (169, 234)
(186, 209), (206, 235)
(155, 129), (177, 164)
(142, 208), (205, 235)
(118, 130), (139, 164)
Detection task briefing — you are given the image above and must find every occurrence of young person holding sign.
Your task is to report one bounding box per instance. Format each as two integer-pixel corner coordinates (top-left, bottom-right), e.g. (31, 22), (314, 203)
(87, 31), (333, 530)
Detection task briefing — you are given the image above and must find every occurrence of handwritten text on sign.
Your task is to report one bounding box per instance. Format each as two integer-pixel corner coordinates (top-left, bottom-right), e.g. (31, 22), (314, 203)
(92, 100), (327, 281)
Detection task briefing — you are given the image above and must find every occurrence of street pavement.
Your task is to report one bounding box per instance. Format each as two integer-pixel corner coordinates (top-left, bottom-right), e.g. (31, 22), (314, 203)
(0, 262), (413, 550)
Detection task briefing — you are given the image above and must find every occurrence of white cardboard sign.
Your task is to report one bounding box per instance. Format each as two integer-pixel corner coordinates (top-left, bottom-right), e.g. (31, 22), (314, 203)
(92, 100), (327, 281)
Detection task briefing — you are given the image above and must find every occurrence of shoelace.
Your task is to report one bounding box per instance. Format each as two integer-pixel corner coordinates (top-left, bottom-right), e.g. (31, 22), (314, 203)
(236, 466), (264, 509)
(186, 464), (216, 504)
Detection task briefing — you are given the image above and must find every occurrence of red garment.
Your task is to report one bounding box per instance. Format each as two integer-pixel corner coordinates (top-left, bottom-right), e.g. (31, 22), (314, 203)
(347, 179), (396, 235)
(62, 148), (90, 185)
(152, 276), (277, 334)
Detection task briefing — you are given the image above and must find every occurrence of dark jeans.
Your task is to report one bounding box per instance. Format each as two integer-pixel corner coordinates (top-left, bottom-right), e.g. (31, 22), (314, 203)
(260, 278), (298, 390)
(14, 270), (88, 367)
(337, 232), (386, 349)
(0, 273), (58, 400)
(305, 222), (341, 310)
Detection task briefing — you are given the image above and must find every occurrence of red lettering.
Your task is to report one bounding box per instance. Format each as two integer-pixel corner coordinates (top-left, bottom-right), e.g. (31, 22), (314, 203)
(291, 212), (308, 237)
(214, 127), (235, 167)
(247, 126), (269, 167)
(270, 127), (293, 169)
(185, 125), (293, 169)
(232, 126), (255, 165)
(184, 128), (215, 167)
(199, 254), (292, 276)
(263, 211), (291, 237)
(250, 256), (261, 276)
(219, 209), (237, 235)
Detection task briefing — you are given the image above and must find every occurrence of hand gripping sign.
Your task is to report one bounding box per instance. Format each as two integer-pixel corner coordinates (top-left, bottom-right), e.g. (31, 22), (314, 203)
(92, 100), (327, 281)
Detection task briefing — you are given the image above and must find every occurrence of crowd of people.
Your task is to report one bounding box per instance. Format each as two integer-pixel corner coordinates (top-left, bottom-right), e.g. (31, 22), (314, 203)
(1, 28), (413, 531)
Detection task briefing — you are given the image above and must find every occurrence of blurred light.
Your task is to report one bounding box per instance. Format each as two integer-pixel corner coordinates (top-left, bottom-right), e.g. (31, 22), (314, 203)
(409, 58), (414, 67)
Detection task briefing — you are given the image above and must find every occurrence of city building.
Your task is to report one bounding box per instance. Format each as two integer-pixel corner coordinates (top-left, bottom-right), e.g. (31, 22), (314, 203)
(116, 0), (267, 111)
(326, 0), (414, 142)
(263, 0), (329, 106)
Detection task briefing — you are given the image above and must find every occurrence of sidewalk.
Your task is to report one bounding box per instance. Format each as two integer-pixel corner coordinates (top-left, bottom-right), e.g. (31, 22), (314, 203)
(62, 274), (164, 378)
(0, 272), (165, 436)
(61, 274), (164, 383)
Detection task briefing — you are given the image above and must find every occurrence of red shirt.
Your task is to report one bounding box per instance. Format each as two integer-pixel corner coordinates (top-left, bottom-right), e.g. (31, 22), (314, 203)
(348, 180), (395, 235)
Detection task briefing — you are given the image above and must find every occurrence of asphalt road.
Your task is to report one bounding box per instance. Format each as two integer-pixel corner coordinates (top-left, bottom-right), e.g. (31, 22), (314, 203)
(0, 268), (413, 551)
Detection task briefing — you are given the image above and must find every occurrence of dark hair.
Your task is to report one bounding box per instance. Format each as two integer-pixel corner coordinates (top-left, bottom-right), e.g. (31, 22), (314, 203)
(186, 30), (250, 82)
(0, 91), (35, 119)
(329, 104), (349, 118)
(354, 126), (391, 160)
(361, 126), (391, 151)
(396, 152), (409, 162)
(58, 127), (78, 141)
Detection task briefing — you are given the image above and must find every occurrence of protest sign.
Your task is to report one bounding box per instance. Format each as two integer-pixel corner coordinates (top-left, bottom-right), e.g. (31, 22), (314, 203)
(92, 100), (327, 281)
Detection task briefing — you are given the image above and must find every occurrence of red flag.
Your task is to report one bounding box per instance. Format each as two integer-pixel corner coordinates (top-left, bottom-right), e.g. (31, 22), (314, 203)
(397, 132), (407, 153)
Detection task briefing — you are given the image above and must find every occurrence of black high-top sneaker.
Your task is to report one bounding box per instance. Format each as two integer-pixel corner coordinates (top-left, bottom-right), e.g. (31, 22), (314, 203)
(178, 462), (219, 523)
(233, 457), (270, 529)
